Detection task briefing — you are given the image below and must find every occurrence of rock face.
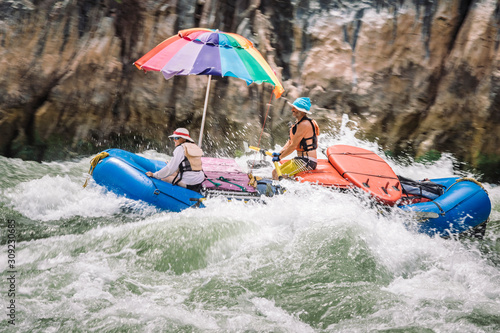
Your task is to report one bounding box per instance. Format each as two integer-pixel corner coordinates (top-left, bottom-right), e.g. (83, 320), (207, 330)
(1, 0), (499, 181)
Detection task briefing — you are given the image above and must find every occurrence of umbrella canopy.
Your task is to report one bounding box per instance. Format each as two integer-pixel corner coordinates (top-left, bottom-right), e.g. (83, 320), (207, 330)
(134, 28), (284, 147)
(134, 28), (284, 98)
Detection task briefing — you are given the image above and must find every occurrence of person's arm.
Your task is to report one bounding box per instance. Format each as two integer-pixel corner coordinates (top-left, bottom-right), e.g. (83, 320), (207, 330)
(152, 146), (185, 179)
(280, 139), (291, 154)
(279, 122), (307, 159)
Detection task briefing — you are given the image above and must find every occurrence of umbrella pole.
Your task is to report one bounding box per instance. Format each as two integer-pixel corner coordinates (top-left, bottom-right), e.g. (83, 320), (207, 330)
(198, 75), (212, 148)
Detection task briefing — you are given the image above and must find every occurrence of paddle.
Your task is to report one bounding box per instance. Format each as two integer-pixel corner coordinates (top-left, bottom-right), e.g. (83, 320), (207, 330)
(244, 143), (283, 179)
(247, 145), (283, 180)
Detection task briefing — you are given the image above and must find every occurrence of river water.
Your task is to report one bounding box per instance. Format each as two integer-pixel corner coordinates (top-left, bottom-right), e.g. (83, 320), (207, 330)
(1, 124), (499, 332)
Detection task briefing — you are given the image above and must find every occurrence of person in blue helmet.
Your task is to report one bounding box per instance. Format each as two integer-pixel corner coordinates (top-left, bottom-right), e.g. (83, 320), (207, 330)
(272, 97), (320, 180)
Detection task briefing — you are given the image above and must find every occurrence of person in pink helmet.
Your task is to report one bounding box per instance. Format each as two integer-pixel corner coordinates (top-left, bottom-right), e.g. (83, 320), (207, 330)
(146, 128), (205, 192)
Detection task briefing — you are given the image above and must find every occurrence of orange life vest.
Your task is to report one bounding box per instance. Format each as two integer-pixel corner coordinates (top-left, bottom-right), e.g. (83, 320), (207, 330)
(289, 117), (320, 152)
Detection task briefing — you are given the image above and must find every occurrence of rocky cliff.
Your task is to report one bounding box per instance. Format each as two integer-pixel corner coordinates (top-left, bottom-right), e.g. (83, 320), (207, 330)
(1, 0), (499, 181)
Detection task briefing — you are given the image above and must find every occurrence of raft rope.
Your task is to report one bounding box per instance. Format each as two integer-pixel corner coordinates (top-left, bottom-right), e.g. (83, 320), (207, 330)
(218, 176), (247, 192)
(83, 151), (109, 188)
(206, 178), (222, 187)
(327, 152), (386, 164)
(340, 170), (399, 180)
(446, 177), (487, 193)
(430, 200), (446, 216)
(424, 177), (487, 216)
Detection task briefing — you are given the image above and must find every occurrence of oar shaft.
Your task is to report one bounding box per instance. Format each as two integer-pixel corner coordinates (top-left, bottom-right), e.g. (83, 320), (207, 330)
(249, 146), (272, 157)
(273, 161), (283, 179)
(249, 146), (283, 179)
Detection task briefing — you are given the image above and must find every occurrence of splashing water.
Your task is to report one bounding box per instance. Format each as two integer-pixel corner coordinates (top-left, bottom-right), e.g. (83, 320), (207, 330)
(0, 124), (499, 332)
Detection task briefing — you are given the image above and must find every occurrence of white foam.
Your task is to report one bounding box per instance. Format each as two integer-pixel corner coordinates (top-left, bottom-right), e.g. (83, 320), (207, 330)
(4, 175), (155, 221)
(2, 113), (498, 332)
(250, 297), (315, 333)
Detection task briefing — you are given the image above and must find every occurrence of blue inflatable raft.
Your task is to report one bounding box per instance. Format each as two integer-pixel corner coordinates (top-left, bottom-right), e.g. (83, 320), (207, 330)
(89, 149), (205, 212)
(87, 149), (282, 212)
(399, 177), (491, 237)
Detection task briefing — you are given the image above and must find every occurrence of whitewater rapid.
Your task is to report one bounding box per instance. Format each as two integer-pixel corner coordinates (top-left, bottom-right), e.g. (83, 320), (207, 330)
(1, 124), (499, 332)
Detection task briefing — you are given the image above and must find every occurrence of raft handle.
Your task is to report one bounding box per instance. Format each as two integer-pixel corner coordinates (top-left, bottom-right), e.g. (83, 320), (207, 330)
(381, 182), (389, 195)
(393, 182), (400, 191)
(190, 197), (206, 208)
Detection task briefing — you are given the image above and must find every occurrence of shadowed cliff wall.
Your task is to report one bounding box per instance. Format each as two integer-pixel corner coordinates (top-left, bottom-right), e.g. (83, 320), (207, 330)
(1, 0), (499, 181)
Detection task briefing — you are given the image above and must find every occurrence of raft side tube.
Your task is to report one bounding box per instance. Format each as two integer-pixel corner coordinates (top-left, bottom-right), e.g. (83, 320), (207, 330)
(400, 177), (491, 236)
(92, 149), (204, 212)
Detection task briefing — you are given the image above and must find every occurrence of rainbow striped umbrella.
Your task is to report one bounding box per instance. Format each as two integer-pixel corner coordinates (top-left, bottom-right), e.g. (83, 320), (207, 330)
(134, 28), (284, 147)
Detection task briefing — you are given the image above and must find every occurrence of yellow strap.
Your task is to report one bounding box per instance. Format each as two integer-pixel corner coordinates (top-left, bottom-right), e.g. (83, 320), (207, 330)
(247, 173), (263, 188)
(83, 152), (109, 188)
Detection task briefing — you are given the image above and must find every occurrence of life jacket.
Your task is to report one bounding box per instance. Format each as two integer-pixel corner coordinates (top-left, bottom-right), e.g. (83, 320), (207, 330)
(173, 142), (204, 185)
(289, 116), (320, 153)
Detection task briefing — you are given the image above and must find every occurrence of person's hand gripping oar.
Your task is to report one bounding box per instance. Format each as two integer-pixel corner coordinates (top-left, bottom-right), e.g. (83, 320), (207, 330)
(248, 145), (283, 180)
